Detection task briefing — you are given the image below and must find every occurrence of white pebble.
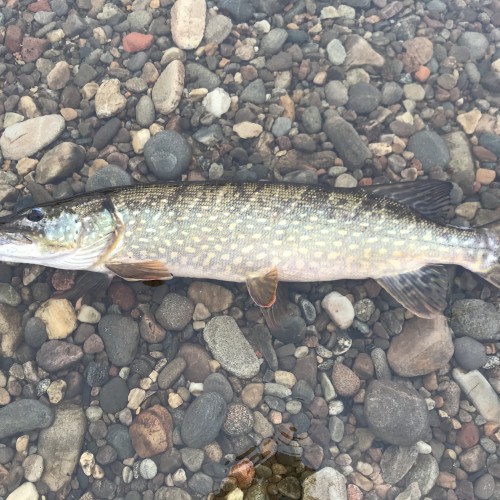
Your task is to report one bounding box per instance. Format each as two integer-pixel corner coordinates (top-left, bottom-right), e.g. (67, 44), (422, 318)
(321, 291), (355, 330)
(203, 88), (231, 118)
(139, 458), (157, 480)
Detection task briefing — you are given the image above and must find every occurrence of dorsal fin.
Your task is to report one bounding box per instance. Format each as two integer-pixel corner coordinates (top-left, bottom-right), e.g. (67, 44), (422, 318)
(364, 180), (453, 222)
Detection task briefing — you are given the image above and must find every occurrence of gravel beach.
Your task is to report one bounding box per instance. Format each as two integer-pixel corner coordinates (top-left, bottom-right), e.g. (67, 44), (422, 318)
(1, 0), (500, 499)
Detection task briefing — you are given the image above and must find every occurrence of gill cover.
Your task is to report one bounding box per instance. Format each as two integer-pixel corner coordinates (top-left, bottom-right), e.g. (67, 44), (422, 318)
(0, 194), (120, 270)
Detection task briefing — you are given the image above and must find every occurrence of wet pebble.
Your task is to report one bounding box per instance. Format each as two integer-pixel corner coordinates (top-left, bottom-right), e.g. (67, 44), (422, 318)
(203, 316), (260, 379)
(36, 340), (83, 372)
(156, 293), (194, 331)
(387, 316), (453, 377)
(322, 291), (355, 330)
(181, 392), (227, 448)
(144, 131), (192, 181)
(203, 373), (233, 402)
(158, 357), (186, 390)
(99, 377), (129, 414)
(365, 380), (430, 445)
(453, 337), (488, 370)
(0, 399), (54, 440)
(86, 165), (132, 192)
(35, 142), (85, 184)
(223, 403), (254, 436)
(129, 405), (173, 458)
(0, 114), (65, 160)
(152, 60), (185, 115)
(38, 403), (86, 492)
(450, 299), (500, 340)
(98, 315), (139, 366)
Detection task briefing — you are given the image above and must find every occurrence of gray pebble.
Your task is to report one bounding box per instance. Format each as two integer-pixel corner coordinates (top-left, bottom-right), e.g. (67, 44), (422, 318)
(139, 458), (157, 480)
(136, 96), (155, 128)
(223, 403), (254, 436)
(107, 424), (135, 460)
(24, 316), (48, 349)
(240, 79), (266, 104)
(155, 293), (194, 331)
(143, 131), (192, 181)
(188, 472), (214, 496)
(407, 130), (451, 172)
(203, 373), (234, 403)
(348, 82), (381, 114)
(86, 165), (132, 192)
(453, 337), (488, 370)
(261, 28), (288, 55)
(99, 377), (129, 414)
(180, 447), (204, 472)
(458, 31), (489, 60)
(301, 106), (322, 134)
(181, 392), (227, 448)
(0, 399), (54, 439)
(325, 81), (348, 106)
(365, 380), (430, 445)
(451, 299), (500, 341)
(271, 116), (292, 137)
(98, 315), (139, 366)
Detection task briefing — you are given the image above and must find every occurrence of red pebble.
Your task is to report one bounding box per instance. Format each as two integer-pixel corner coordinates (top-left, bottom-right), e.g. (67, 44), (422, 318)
(51, 269), (77, 291)
(28, 0), (51, 12)
(5, 25), (23, 53)
(456, 422), (480, 449)
(21, 36), (48, 63)
(122, 33), (154, 53)
(107, 282), (136, 311)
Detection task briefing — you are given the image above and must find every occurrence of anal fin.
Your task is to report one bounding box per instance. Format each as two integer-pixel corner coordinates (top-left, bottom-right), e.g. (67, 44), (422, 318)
(106, 260), (173, 281)
(377, 265), (449, 319)
(246, 268), (279, 308)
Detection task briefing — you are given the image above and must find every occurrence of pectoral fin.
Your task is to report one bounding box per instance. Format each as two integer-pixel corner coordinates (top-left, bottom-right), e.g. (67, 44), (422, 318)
(105, 261), (173, 281)
(377, 265), (449, 319)
(246, 268), (279, 308)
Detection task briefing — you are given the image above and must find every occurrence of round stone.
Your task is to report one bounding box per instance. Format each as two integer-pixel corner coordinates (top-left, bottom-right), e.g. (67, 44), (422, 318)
(143, 130), (192, 181)
(348, 82), (381, 114)
(223, 403), (254, 436)
(155, 293), (194, 331)
(139, 458), (158, 479)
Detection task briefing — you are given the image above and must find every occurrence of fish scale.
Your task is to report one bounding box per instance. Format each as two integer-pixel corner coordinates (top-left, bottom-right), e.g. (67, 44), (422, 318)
(0, 180), (498, 319)
(107, 182), (484, 282)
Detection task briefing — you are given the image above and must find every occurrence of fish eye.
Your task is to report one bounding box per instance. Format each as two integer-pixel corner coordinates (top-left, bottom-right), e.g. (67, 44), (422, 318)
(26, 208), (44, 222)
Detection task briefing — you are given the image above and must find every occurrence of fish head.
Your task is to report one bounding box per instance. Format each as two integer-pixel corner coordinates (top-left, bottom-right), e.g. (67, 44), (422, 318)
(0, 195), (118, 269)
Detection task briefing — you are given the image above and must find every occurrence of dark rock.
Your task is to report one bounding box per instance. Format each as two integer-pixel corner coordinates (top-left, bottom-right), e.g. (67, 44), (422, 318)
(453, 337), (488, 370)
(99, 377), (129, 414)
(348, 82), (381, 114)
(143, 131), (192, 181)
(86, 165), (132, 192)
(450, 299), (500, 340)
(181, 392), (227, 448)
(98, 315), (139, 366)
(0, 399), (54, 439)
(407, 130), (450, 171)
(324, 116), (372, 170)
(364, 380), (430, 445)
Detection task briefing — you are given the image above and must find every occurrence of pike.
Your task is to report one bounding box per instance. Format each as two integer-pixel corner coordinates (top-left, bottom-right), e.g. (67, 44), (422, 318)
(0, 180), (498, 319)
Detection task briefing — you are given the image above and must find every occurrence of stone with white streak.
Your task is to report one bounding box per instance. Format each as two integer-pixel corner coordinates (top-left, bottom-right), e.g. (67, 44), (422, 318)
(0, 115), (65, 160)
(453, 368), (500, 423)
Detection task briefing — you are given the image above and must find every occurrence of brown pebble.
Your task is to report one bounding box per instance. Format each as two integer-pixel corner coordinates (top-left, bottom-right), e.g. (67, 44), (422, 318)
(177, 343), (212, 382)
(129, 405), (173, 458)
(83, 334), (105, 354)
(456, 422), (480, 449)
(229, 459), (255, 490)
(51, 270), (76, 291)
(107, 282), (136, 311)
(352, 353), (374, 380)
(332, 363), (361, 397)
